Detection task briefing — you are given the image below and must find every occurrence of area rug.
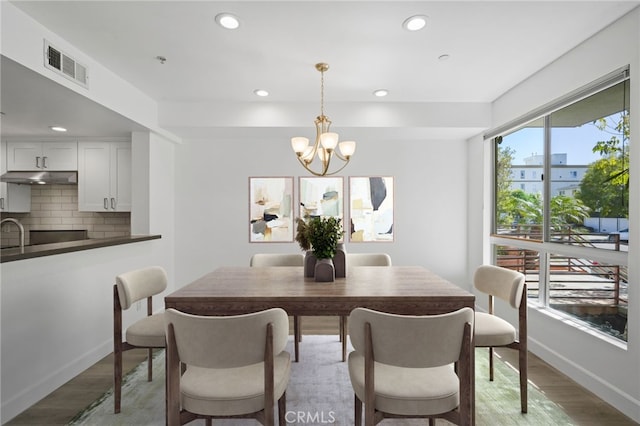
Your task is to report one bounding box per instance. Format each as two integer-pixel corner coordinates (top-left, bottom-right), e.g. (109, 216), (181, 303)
(69, 336), (574, 425)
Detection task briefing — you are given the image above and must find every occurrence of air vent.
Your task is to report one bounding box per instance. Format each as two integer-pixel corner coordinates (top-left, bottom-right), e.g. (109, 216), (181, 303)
(44, 40), (89, 88)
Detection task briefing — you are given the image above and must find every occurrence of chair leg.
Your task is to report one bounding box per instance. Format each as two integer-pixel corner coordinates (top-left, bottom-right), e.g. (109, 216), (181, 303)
(294, 316), (300, 362)
(365, 402), (375, 426)
(296, 316), (303, 342)
(114, 346), (122, 414)
(205, 419), (212, 426)
(341, 316), (348, 362)
(489, 347), (494, 381)
(519, 347), (528, 413)
(278, 392), (287, 426)
(428, 418), (436, 426)
(342, 334), (347, 362)
(354, 394), (362, 426)
(113, 286), (123, 414)
(147, 348), (153, 381)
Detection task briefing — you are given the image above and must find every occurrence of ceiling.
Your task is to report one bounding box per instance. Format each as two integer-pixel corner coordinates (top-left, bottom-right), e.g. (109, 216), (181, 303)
(2, 1), (639, 139)
(1, 56), (148, 138)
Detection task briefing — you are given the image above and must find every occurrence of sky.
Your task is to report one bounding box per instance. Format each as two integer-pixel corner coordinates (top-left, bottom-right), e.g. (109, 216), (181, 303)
(502, 116), (625, 165)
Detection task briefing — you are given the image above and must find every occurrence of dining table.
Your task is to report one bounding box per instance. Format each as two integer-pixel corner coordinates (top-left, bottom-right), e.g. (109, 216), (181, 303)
(164, 265), (476, 424)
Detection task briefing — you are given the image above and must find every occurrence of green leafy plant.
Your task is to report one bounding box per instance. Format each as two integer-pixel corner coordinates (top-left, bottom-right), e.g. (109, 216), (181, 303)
(295, 217), (343, 259)
(295, 218), (311, 251)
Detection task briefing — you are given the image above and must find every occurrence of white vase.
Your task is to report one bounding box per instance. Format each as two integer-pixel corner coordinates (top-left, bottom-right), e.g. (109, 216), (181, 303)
(304, 251), (317, 278)
(333, 243), (346, 278)
(314, 258), (335, 282)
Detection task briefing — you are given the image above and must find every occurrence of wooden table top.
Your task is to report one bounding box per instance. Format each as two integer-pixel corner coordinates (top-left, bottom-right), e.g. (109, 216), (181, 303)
(165, 265), (475, 316)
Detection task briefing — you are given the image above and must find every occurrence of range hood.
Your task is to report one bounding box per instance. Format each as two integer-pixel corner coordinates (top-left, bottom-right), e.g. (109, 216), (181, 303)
(0, 171), (78, 185)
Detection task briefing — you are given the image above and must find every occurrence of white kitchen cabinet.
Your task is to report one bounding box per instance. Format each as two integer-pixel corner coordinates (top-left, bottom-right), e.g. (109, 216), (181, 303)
(0, 183), (31, 212)
(6, 141), (78, 171)
(1, 140), (31, 212)
(78, 141), (131, 212)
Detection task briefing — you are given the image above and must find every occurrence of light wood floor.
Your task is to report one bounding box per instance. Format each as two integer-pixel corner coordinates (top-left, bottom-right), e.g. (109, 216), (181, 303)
(6, 317), (637, 425)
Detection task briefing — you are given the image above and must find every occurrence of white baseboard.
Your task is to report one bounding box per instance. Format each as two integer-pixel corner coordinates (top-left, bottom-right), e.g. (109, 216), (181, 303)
(1, 340), (112, 424)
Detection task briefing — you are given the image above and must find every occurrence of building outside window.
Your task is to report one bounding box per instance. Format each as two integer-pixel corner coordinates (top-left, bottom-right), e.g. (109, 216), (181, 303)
(492, 70), (629, 342)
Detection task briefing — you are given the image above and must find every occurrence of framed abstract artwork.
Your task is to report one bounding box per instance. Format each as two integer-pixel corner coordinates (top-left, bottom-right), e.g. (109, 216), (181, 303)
(349, 176), (394, 242)
(249, 177), (294, 242)
(299, 177), (344, 220)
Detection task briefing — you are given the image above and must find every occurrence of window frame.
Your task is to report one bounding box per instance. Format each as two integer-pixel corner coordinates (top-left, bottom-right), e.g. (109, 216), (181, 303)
(487, 68), (630, 343)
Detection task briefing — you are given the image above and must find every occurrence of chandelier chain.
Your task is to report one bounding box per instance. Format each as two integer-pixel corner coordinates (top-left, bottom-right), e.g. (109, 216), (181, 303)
(320, 68), (325, 118)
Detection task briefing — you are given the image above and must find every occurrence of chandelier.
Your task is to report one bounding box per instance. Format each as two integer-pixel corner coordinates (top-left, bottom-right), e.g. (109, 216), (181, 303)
(291, 63), (356, 176)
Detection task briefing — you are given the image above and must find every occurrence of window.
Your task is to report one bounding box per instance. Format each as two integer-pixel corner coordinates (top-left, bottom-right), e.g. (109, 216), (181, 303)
(495, 118), (544, 239)
(520, 170), (525, 179)
(491, 69), (629, 341)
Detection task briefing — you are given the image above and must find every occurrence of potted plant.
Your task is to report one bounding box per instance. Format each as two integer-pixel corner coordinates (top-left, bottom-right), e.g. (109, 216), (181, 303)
(296, 217), (344, 281)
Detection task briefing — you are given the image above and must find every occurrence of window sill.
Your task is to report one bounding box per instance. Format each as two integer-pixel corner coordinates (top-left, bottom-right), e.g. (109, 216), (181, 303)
(528, 302), (628, 350)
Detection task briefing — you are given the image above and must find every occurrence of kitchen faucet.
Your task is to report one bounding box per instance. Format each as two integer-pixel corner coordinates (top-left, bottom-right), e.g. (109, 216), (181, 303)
(1, 218), (25, 251)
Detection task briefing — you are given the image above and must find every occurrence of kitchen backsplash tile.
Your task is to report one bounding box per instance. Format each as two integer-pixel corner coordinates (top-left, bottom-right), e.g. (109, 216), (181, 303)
(0, 184), (130, 245)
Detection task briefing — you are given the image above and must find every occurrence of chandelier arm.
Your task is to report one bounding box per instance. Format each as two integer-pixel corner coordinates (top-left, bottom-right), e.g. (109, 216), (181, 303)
(296, 152), (351, 177)
(296, 155), (318, 173)
(298, 156), (329, 177)
(332, 150), (350, 162)
(297, 148), (353, 177)
(321, 150), (332, 175)
(325, 157), (351, 176)
(308, 141), (320, 162)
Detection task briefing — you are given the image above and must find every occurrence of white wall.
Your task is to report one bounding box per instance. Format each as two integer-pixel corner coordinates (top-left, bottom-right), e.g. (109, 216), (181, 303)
(173, 135), (470, 290)
(466, 133), (490, 273)
(0, 242), (161, 422)
(470, 9), (640, 421)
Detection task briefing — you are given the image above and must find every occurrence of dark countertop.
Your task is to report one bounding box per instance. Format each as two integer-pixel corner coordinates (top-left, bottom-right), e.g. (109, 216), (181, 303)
(0, 234), (162, 263)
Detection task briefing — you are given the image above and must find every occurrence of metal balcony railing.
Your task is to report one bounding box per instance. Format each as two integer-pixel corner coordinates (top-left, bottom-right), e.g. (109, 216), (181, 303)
(496, 247), (627, 307)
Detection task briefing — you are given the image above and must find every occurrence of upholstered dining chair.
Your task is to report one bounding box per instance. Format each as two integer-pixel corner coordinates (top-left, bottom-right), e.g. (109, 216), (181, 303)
(474, 264), (528, 413)
(250, 253), (304, 362)
(339, 253), (392, 361)
(113, 266), (168, 413)
(165, 307), (291, 426)
(348, 307), (474, 426)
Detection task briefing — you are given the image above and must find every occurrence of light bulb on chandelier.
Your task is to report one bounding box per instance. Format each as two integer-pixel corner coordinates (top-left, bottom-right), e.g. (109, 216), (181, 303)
(291, 63), (356, 176)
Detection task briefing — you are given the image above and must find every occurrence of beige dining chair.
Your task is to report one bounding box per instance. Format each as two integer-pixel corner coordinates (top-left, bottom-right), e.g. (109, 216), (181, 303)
(165, 307), (291, 426)
(474, 264), (528, 413)
(113, 266), (168, 414)
(348, 307), (474, 426)
(250, 253), (304, 362)
(339, 253), (392, 361)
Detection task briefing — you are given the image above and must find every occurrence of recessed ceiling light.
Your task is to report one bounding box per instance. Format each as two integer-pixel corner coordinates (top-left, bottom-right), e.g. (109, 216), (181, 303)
(403, 15), (428, 31)
(215, 13), (240, 30)
(373, 89), (389, 97)
(438, 54), (451, 61)
(50, 126), (67, 132)
(254, 89), (269, 97)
